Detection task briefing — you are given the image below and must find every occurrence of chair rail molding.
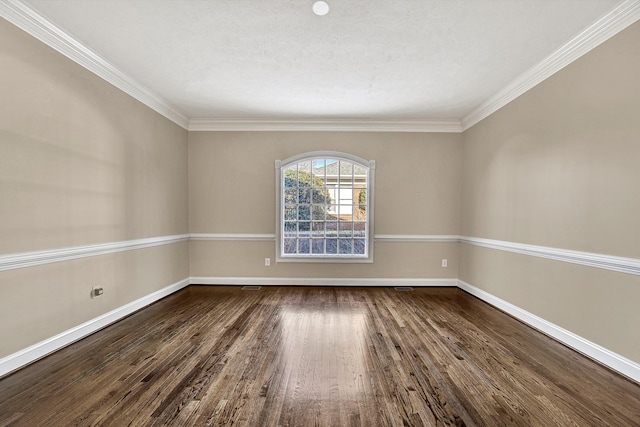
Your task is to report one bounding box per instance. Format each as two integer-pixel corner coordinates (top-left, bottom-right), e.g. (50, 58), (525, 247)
(0, 234), (190, 272)
(459, 236), (640, 276)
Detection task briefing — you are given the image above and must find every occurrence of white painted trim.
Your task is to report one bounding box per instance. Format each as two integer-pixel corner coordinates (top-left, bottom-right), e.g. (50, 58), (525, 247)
(0, 234), (189, 272)
(275, 151), (377, 263)
(457, 280), (640, 384)
(188, 118), (463, 133)
(0, 0), (189, 129)
(190, 277), (458, 287)
(2, 275), (637, 382)
(4, 233), (638, 276)
(0, 278), (190, 378)
(189, 234), (640, 275)
(190, 233), (276, 241)
(461, 1), (640, 130)
(375, 234), (459, 243)
(190, 234), (458, 243)
(4, 0), (636, 134)
(459, 236), (640, 276)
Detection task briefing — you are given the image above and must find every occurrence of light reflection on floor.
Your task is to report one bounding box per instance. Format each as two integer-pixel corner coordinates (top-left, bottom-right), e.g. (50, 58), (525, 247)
(277, 307), (370, 405)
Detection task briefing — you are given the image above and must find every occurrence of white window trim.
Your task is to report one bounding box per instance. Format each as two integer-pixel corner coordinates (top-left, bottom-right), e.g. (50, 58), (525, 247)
(275, 151), (375, 263)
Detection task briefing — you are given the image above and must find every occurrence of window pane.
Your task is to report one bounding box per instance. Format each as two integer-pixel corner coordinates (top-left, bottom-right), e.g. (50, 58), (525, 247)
(298, 221), (310, 234)
(312, 188), (330, 204)
(339, 161), (353, 178)
(326, 239), (338, 254)
(354, 239), (366, 254)
(339, 206), (353, 221)
(312, 160), (325, 187)
(339, 239), (352, 254)
(298, 206), (310, 221)
(298, 161), (311, 187)
(298, 238), (310, 254)
(339, 222), (353, 238)
(284, 188), (297, 204)
(299, 188), (311, 204)
(311, 221), (324, 237)
(338, 187), (352, 206)
(339, 221), (352, 230)
(326, 221), (338, 237)
(312, 205), (326, 220)
(284, 221), (297, 236)
(325, 159), (339, 178)
(353, 186), (366, 204)
(284, 239), (297, 254)
(284, 166), (297, 188)
(354, 164), (367, 177)
(353, 221), (366, 230)
(311, 239), (324, 254)
(284, 206), (297, 221)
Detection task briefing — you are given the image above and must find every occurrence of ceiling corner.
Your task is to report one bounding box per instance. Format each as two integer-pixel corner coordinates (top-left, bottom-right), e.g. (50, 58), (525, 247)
(461, 0), (640, 131)
(0, 0), (190, 129)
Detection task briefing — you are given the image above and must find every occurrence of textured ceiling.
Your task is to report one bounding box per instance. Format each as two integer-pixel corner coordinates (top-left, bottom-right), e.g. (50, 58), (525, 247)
(15, 0), (626, 123)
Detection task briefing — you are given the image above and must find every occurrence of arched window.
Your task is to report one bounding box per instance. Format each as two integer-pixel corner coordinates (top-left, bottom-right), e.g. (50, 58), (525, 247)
(275, 151), (375, 262)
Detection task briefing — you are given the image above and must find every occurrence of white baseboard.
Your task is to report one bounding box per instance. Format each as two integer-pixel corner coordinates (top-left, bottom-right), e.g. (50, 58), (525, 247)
(189, 276), (458, 287)
(0, 278), (190, 378)
(457, 280), (640, 384)
(3, 277), (638, 385)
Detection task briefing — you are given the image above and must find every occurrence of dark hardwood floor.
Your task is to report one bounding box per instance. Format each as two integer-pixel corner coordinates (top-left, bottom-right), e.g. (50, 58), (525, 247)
(0, 286), (639, 426)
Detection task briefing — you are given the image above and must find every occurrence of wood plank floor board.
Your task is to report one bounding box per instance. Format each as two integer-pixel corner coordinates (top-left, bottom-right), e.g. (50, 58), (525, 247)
(1, 286), (639, 426)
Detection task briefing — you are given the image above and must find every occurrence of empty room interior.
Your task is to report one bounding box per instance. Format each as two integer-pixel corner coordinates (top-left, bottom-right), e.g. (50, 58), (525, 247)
(1, 0), (639, 425)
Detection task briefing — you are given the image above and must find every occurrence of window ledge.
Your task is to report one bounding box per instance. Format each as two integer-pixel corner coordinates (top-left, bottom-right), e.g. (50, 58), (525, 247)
(277, 256), (374, 264)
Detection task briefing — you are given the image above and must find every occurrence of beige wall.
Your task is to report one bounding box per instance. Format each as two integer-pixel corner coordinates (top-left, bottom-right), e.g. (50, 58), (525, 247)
(460, 22), (640, 362)
(2, 11), (639, 373)
(189, 131), (462, 278)
(0, 20), (189, 358)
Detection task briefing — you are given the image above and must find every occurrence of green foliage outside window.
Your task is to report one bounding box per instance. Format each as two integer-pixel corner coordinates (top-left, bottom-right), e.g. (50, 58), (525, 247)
(284, 169), (332, 221)
(358, 189), (367, 212)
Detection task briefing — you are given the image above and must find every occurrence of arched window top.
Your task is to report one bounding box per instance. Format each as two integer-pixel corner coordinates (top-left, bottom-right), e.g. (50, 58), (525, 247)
(275, 151), (375, 263)
(276, 151), (375, 171)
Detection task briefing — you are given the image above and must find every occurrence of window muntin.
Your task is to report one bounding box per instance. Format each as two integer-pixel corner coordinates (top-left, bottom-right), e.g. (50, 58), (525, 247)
(276, 152), (374, 262)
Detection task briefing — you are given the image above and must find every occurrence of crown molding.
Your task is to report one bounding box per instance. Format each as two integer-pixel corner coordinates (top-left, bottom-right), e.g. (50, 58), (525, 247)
(188, 118), (463, 133)
(461, 0), (640, 131)
(0, 0), (190, 129)
(3, 0), (637, 134)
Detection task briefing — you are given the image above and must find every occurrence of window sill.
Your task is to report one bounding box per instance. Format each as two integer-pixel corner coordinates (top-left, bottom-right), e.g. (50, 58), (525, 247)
(276, 255), (373, 264)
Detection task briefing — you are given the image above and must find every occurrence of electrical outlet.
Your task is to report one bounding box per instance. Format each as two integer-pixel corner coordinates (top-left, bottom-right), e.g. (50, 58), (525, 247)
(264, 258), (271, 266)
(441, 259), (448, 268)
(91, 286), (104, 298)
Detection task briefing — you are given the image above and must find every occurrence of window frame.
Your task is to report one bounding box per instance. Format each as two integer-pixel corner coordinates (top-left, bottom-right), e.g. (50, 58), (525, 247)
(275, 151), (375, 263)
